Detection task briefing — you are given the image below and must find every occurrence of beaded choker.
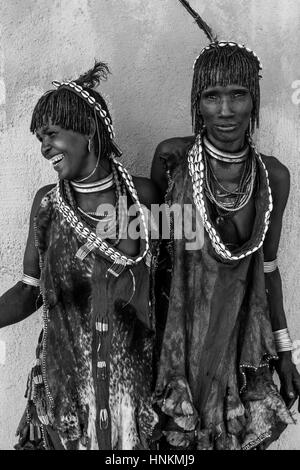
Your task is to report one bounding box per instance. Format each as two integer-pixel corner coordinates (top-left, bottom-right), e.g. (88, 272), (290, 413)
(203, 136), (249, 163)
(70, 173), (114, 193)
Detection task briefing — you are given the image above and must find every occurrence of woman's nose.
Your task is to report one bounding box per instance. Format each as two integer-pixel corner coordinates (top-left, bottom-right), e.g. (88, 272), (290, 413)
(41, 137), (51, 157)
(219, 97), (234, 117)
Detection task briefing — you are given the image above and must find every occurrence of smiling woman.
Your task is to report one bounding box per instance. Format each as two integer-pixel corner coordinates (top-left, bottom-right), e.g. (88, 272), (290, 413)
(0, 62), (159, 450)
(30, 63), (117, 184)
(35, 123), (95, 181)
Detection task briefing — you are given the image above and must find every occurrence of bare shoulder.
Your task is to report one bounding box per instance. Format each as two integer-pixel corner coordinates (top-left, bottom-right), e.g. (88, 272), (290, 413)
(261, 154), (290, 184)
(261, 154), (290, 204)
(151, 136), (195, 199)
(154, 135), (195, 161)
(132, 176), (160, 209)
(31, 184), (56, 217)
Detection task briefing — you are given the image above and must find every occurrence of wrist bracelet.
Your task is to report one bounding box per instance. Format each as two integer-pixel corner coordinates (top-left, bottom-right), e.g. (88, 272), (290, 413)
(22, 274), (40, 288)
(273, 328), (293, 352)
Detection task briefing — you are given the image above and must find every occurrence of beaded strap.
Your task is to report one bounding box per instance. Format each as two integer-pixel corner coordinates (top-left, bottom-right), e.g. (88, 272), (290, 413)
(52, 80), (115, 140)
(187, 134), (273, 260)
(56, 158), (149, 266)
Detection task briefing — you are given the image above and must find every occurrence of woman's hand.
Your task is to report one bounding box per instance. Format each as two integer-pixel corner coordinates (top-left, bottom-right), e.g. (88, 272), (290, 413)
(275, 351), (300, 411)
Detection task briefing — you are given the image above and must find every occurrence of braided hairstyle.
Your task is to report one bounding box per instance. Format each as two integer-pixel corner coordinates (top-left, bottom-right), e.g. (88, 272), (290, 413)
(192, 44), (261, 135)
(30, 61), (114, 159)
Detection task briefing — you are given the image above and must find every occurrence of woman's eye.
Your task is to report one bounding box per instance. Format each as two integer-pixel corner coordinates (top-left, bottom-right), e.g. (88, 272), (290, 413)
(233, 92), (246, 98)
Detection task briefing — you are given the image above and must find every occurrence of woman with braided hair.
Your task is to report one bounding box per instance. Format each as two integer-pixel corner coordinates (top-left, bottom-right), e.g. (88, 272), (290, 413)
(151, 1), (300, 450)
(0, 61), (159, 449)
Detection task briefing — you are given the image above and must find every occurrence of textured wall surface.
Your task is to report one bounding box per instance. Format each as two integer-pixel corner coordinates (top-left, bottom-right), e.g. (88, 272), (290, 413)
(0, 0), (300, 450)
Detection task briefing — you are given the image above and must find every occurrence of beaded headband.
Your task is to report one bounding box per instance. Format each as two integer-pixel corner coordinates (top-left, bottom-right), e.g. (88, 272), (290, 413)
(194, 41), (263, 72)
(52, 80), (115, 140)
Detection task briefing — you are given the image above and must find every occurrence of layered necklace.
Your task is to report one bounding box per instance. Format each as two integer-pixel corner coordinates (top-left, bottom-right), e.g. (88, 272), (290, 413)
(202, 135), (256, 218)
(57, 156), (149, 271)
(69, 167), (128, 245)
(187, 133), (273, 261)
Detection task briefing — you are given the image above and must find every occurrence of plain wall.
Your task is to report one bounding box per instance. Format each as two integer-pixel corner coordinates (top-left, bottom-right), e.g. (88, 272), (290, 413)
(0, 0), (300, 450)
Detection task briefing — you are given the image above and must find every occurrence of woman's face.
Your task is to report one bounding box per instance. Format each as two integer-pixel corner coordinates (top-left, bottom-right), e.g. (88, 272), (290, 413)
(35, 120), (93, 180)
(199, 84), (253, 149)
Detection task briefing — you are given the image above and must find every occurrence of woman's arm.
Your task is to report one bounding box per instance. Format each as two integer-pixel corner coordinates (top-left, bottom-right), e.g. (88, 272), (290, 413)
(0, 282), (42, 328)
(0, 185), (54, 328)
(263, 156), (300, 410)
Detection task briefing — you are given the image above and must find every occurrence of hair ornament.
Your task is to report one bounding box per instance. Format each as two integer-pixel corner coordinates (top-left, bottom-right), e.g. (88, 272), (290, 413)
(178, 1), (263, 72)
(195, 41), (262, 71)
(52, 79), (115, 140)
(178, 1), (262, 134)
(178, 0), (217, 42)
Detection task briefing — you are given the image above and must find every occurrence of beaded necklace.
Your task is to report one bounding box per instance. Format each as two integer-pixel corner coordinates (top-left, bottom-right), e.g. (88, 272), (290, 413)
(65, 164), (126, 247)
(76, 176), (128, 244)
(187, 133), (273, 260)
(57, 156), (149, 272)
(202, 140), (256, 217)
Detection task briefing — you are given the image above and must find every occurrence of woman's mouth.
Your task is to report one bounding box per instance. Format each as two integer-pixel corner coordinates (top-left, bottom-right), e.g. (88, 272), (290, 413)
(49, 154), (64, 169)
(215, 124), (237, 132)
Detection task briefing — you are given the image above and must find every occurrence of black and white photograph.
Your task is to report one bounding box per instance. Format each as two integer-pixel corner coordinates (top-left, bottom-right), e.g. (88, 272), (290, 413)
(0, 0), (299, 453)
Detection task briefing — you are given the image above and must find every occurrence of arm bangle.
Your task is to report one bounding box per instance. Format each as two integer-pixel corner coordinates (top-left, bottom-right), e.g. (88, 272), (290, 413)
(273, 328), (293, 352)
(22, 274), (40, 288)
(264, 258), (277, 273)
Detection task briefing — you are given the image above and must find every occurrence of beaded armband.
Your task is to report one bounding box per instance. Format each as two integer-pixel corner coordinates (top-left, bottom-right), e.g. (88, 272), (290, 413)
(273, 328), (293, 352)
(264, 258), (278, 273)
(22, 274), (40, 288)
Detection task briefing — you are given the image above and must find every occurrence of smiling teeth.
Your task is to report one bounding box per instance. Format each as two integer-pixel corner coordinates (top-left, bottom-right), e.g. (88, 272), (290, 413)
(50, 154), (64, 165)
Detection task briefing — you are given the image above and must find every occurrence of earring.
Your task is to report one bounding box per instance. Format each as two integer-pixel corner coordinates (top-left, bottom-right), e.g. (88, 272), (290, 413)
(88, 139), (91, 153)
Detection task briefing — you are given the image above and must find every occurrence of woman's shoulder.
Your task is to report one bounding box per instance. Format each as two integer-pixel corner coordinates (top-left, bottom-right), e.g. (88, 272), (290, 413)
(260, 154), (290, 204)
(154, 135), (195, 165)
(260, 154), (290, 186)
(151, 136), (195, 198)
(31, 184), (56, 215)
